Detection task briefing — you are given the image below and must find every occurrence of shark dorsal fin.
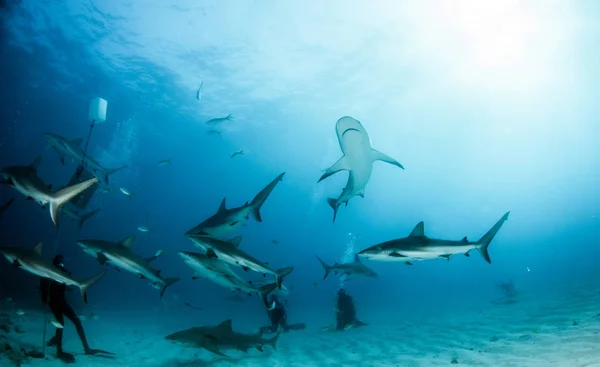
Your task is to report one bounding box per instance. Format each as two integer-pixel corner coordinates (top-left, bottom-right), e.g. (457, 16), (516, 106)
(218, 198), (227, 213)
(120, 236), (135, 249)
(354, 254), (362, 263)
(228, 236), (242, 247)
(32, 242), (43, 255)
(215, 319), (233, 332)
(69, 138), (83, 147)
(461, 236), (468, 243)
(409, 222), (425, 237)
(31, 156), (42, 171)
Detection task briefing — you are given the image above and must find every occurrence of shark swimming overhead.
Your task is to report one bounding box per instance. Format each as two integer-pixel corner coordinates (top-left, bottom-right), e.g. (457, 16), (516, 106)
(186, 235), (293, 289)
(1, 156), (98, 226)
(44, 133), (127, 184)
(0, 242), (105, 303)
(316, 254), (378, 281)
(357, 211), (511, 265)
(76, 236), (179, 298)
(318, 116), (404, 222)
(165, 319), (279, 357)
(185, 172), (285, 238)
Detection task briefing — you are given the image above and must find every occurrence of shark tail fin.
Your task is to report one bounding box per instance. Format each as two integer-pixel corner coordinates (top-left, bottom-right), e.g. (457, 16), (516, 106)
(249, 172), (285, 222)
(316, 256), (332, 280)
(274, 266), (293, 289)
(102, 166), (128, 184)
(160, 277), (180, 298)
(258, 282), (279, 308)
(79, 270), (106, 304)
(50, 178), (98, 227)
(327, 198), (338, 223)
(476, 211), (511, 264)
(268, 332), (280, 351)
(78, 208), (100, 229)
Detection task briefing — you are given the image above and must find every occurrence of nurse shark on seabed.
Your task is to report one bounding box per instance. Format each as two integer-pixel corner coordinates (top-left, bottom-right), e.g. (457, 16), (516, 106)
(318, 116), (405, 222)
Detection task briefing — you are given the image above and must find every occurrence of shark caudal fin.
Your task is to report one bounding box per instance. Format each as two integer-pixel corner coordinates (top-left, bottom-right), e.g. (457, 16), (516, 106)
(250, 172), (285, 222)
(160, 277), (180, 298)
(257, 282), (279, 309)
(79, 270), (107, 304)
(268, 332), (280, 351)
(274, 266), (294, 289)
(102, 166), (128, 184)
(316, 256), (332, 280)
(49, 178), (98, 227)
(78, 208), (100, 229)
(327, 198), (339, 223)
(476, 211), (511, 264)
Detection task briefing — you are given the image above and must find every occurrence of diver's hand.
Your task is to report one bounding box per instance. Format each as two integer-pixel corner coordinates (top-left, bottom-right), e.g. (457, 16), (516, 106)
(57, 351), (76, 364)
(85, 348), (115, 356)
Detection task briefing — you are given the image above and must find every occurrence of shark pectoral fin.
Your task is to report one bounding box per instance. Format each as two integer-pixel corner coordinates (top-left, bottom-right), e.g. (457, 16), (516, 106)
(318, 156), (350, 182)
(464, 252), (471, 257)
(440, 254), (451, 261)
(206, 249), (218, 259)
(371, 149), (404, 169)
(389, 252), (405, 258)
(241, 266), (250, 272)
(26, 196), (34, 200)
(114, 267), (121, 272)
(406, 262), (414, 266)
(138, 274), (147, 280)
(12, 259), (22, 268)
(191, 276), (199, 280)
(96, 253), (108, 265)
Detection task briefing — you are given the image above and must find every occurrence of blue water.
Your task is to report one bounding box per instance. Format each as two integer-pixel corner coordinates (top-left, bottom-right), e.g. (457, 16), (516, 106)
(1, 1), (599, 364)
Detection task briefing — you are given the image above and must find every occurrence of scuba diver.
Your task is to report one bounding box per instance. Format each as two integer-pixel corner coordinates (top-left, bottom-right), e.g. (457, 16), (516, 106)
(335, 288), (366, 331)
(40, 254), (113, 363)
(260, 294), (306, 333)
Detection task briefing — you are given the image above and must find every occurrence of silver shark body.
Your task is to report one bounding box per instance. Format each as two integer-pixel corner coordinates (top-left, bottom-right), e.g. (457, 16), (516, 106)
(1, 157), (98, 226)
(165, 319), (279, 357)
(185, 172), (285, 238)
(186, 235), (293, 289)
(178, 251), (279, 306)
(0, 242), (105, 303)
(318, 116), (404, 222)
(76, 236), (179, 297)
(44, 133), (127, 184)
(316, 254), (378, 280)
(358, 211), (510, 264)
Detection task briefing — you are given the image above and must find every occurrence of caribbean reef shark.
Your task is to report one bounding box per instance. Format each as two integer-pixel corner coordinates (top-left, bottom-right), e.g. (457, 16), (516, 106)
(1, 156), (98, 226)
(316, 254), (378, 280)
(185, 172), (285, 238)
(165, 319), (279, 357)
(0, 242), (105, 303)
(357, 211), (510, 264)
(76, 236), (179, 297)
(318, 116), (404, 222)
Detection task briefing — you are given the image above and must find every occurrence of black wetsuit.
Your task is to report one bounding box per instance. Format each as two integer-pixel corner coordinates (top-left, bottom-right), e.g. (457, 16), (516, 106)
(40, 267), (91, 362)
(336, 293), (357, 330)
(267, 300), (289, 332)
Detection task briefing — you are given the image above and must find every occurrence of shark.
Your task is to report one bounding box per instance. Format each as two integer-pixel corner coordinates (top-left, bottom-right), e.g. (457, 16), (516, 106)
(185, 172), (285, 238)
(44, 133), (127, 184)
(205, 113), (234, 126)
(357, 211), (511, 264)
(318, 116), (404, 222)
(1, 156), (98, 226)
(165, 319), (279, 357)
(178, 251), (281, 307)
(186, 235), (293, 288)
(0, 242), (105, 303)
(0, 197), (14, 220)
(61, 204), (100, 229)
(316, 254), (378, 280)
(76, 236), (179, 297)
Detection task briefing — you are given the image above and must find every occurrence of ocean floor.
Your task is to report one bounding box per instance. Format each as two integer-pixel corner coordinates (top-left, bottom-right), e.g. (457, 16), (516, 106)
(1, 284), (599, 367)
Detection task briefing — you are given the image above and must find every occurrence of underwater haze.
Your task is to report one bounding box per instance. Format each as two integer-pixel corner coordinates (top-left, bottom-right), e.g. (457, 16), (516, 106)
(0, 1), (599, 366)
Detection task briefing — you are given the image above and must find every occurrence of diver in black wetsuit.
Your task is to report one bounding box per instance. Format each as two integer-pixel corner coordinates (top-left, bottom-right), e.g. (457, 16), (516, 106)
(335, 288), (365, 331)
(260, 294), (305, 333)
(40, 254), (112, 363)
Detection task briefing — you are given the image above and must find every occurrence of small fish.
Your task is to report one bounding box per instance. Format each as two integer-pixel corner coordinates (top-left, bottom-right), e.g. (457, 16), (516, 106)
(157, 159), (171, 166)
(230, 150), (244, 159)
(206, 113), (233, 126)
(50, 320), (64, 328)
(272, 239), (279, 245)
(98, 188), (111, 194)
(137, 226), (151, 233)
(16, 310), (25, 316)
(196, 81), (203, 101)
(119, 188), (134, 199)
(207, 129), (222, 138)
